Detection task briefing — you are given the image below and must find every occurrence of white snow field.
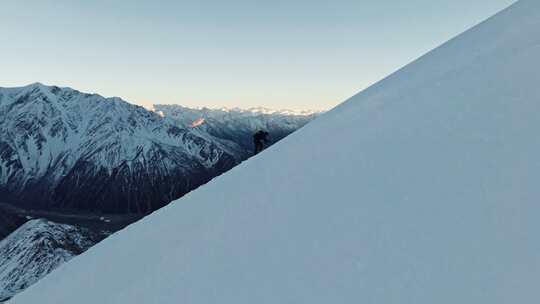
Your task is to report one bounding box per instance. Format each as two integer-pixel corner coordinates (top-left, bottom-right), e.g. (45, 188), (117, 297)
(10, 0), (539, 303)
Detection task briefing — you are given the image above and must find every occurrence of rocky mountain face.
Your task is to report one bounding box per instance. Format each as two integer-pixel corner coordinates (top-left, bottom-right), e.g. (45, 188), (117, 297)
(0, 205), (26, 241)
(0, 83), (315, 214)
(0, 219), (101, 301)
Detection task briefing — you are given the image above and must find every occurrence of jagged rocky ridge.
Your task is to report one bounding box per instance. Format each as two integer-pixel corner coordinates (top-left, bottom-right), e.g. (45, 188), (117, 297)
(0, 219), (100, 302)
(0, 84), (316, 214)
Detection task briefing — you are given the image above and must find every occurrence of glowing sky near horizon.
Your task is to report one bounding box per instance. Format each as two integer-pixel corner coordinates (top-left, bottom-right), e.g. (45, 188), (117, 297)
(1, 0), (515, 110)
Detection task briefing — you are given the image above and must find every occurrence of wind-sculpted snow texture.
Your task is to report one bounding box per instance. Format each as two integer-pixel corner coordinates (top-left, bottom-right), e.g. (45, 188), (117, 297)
(9, 1), (540, 303)
(0, 219), (98, 302)
(0, 84), (238, 213)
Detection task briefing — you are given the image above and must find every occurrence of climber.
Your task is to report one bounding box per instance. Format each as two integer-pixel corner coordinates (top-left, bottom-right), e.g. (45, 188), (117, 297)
(253, 130), (270, 155)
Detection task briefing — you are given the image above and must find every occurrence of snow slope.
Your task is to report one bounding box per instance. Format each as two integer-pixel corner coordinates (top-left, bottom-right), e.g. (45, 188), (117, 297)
(0, 219), (98, 302)
(10, 0), (540, 303)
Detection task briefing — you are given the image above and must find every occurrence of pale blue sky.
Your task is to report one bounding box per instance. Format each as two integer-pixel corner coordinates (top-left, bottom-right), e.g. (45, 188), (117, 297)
(0, 0), (516, 110)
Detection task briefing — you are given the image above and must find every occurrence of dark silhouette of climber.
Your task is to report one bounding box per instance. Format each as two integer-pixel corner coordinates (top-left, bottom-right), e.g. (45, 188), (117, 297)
(253, 130), (270, 155)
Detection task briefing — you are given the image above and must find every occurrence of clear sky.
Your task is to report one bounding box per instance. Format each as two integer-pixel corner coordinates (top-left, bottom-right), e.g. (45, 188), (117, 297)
(0, 0), (516, 110)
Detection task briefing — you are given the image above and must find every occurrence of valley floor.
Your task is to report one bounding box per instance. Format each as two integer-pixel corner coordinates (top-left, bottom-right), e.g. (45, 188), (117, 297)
(0, 202), (144, 240)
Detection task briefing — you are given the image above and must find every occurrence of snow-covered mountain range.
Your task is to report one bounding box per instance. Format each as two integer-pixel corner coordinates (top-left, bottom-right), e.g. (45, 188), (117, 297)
(0, 219), (99, 302)
(0, 84), (316, 213)
(9, 1), (539, 303)
(153, 104), (318, 158)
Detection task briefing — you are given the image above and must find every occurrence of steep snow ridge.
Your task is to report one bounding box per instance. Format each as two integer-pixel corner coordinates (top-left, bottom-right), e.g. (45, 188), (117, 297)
(10, 1), (540, 303)
(0, 219), (98, 302)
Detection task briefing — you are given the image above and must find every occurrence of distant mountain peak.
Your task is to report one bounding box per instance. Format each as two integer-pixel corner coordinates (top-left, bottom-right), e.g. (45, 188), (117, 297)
(25, 82), (48, 89)
(152, 104), (322, 117)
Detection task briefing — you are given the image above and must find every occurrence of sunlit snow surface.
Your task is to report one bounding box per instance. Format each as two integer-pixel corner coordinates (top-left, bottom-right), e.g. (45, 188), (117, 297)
(10, 1), (540, 303)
